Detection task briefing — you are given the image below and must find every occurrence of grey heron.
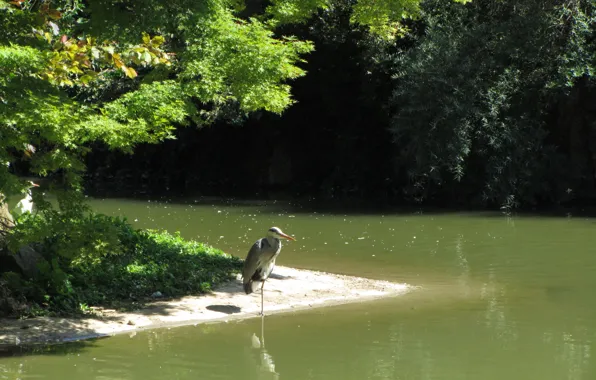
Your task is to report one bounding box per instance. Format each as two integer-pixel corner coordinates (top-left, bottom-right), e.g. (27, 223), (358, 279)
(242, 226), (296, 316)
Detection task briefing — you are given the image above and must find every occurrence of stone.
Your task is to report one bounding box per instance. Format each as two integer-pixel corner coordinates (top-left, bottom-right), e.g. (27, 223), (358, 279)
(12, 245), (44, 279)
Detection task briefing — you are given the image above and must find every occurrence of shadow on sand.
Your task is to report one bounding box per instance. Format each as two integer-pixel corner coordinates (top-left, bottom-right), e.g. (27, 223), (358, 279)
(0, 271), (293, 351)
(206, 305), (242, 314)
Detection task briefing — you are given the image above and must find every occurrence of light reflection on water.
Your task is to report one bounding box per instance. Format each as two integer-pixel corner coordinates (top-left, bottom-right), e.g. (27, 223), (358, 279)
(0, 197), (595, 379)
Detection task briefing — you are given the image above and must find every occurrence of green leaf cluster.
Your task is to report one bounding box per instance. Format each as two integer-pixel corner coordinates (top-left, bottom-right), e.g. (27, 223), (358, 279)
(180, 7), (314, 114)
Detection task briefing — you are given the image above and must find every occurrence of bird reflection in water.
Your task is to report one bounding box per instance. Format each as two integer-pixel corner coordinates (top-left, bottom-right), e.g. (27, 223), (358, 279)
(250, 315), (280, 380)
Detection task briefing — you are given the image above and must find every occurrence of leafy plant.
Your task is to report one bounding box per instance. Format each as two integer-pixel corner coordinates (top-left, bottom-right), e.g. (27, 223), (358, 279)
(4, 210), (243, 316)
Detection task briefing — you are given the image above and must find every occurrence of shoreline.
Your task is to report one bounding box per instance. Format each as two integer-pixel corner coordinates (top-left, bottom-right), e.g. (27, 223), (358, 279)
(0, 266), (415, 346)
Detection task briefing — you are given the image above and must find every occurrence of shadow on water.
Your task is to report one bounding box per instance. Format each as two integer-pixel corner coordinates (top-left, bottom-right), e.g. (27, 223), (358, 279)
(0, 338), (102, 358)
(88, 194), (596, 219)
(86, 194), (463, 216)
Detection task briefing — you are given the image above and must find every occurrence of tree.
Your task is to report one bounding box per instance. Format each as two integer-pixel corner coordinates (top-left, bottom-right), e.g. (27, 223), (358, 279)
(1, 0), (308, 201)
(0, 0), (458, 200)
(389, 0), (596, 208)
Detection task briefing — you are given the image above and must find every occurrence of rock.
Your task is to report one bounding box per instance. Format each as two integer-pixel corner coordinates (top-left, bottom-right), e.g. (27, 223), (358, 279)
(1, 197), (45, 278)
(12, 245), (44, 279)
(127, 320), (136, 326)
(151, 291), (163, 298)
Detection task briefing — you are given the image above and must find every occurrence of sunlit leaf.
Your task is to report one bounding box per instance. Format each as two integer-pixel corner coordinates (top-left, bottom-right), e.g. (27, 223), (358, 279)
(151, 35), (165, 46)
(90, 47), (100, 59)
(122, 66), (138, 78)
(142, 51), (152, 63)
(142, 32), (151, 45)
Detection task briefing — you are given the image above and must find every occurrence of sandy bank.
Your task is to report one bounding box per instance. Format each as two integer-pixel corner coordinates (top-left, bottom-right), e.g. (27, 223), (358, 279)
(0, 266), (415, 346)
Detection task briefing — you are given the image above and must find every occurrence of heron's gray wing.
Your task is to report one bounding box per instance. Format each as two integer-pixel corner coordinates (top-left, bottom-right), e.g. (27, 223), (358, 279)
(242, 239), (264, 282)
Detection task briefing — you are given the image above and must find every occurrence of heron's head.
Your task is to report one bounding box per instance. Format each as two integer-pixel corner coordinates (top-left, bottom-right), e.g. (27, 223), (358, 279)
(267, 227), (296, 241)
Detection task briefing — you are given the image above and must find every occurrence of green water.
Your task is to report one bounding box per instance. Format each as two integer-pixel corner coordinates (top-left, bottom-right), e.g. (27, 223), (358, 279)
(2, 198), (596, 379)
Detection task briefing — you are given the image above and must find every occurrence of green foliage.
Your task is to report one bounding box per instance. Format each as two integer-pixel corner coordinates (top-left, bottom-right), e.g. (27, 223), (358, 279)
(8, 207), (125, 264)
(180, 8), (314, 115)
(0, 45), (43, 74)
(266, 0), (332, 25)
(350, 0), (420, 38)
(72, 229), (243, 305)
(4, 211), (243, 316)
(266, 0), (470, 37)
(85, 81), (194, 151)
(389, 0), (596, 208)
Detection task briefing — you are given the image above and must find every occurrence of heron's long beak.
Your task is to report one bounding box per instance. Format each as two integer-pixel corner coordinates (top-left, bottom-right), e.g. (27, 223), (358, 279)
(31, 183), (40, 187)
(280, 232), (296, 241)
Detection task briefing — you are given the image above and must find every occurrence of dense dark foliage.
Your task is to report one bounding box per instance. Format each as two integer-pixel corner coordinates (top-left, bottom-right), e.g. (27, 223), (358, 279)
(84, 0), (596, 210)
(391, 0), (596, 209)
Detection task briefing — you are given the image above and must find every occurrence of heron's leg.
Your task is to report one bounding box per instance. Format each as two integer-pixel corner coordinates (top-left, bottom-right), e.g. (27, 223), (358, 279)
(260, 280), (265, 316)
(261, 312), (265, 348)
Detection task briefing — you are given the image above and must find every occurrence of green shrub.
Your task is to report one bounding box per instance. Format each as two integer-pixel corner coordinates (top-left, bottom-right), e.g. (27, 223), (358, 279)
(70, 228), (243, 306)
(3, 211), (243, 316)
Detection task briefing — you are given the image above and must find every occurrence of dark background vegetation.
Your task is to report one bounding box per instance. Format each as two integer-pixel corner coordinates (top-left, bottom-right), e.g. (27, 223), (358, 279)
(83, 0), (596, 211)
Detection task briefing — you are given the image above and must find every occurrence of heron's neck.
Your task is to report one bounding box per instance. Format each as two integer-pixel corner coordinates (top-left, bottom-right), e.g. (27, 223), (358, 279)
(266, 236), (281, 249)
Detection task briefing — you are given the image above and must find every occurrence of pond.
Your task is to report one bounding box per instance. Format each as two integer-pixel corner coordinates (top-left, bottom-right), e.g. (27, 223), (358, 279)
(1, 197), (595, 379)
